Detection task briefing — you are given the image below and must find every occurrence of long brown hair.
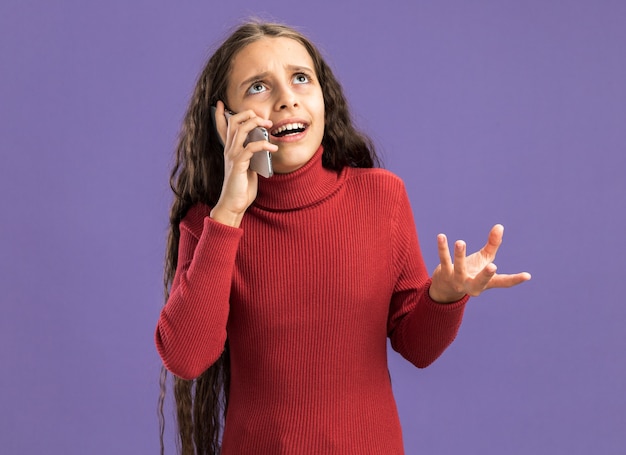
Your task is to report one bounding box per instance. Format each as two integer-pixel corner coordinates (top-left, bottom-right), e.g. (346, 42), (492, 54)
(158, 20), (381, 454)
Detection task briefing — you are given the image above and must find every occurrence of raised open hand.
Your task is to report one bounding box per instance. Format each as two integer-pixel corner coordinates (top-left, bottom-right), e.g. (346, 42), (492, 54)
(429, 224), (531, 303)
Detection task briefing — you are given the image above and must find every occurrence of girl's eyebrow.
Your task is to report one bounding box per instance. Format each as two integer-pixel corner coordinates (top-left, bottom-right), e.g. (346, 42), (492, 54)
(239, 72), (270, 90)
(285, 64), (314, 74)
(238, 65), (315, 90)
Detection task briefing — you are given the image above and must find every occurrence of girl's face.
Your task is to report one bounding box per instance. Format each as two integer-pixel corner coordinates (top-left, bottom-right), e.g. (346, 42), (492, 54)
(226, 37), (325, 174)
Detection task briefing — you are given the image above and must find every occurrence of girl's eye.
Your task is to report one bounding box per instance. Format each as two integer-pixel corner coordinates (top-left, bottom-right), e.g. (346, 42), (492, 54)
(293, 73), (309, 84)
(247, 82), (266, 95)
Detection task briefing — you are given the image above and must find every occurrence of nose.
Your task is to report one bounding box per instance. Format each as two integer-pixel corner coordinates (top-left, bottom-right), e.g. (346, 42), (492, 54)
(273, 82), (298, 111)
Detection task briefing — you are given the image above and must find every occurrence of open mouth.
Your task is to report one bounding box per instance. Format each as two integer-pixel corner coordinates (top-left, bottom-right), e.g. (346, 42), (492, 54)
(271, 122), (307, 138)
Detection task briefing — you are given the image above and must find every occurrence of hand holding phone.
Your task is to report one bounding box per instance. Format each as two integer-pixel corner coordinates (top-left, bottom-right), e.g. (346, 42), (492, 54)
(211, 106), (274, 178)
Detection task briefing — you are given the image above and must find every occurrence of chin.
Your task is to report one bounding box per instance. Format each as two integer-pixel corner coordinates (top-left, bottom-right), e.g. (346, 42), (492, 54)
(272, 150), (316, 174)
(272, 161), (306, 174)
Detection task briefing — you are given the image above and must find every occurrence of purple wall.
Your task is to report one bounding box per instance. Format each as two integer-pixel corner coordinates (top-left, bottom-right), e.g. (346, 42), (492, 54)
(1, 1), (624, 453)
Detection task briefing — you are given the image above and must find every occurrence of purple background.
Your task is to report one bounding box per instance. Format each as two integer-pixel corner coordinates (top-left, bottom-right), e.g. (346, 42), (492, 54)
(1, 1), (625, 453)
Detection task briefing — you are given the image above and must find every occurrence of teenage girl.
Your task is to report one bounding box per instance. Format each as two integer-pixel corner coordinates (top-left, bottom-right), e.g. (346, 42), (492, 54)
(155, 20), (531, 455)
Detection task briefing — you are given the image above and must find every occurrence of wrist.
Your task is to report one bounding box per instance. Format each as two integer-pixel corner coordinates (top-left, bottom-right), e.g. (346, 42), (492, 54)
(210, 204), (244, 228)
(428, 282), (466, 304)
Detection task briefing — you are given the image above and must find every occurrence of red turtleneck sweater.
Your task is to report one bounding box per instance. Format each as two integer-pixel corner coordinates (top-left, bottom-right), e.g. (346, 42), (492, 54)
(155, 147), (468, 454)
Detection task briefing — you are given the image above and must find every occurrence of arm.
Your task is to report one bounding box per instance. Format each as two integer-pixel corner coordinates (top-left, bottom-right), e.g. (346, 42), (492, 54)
(156, 101), (278, 379)
(155, 204), (243, 380)
(387, 186), (468, 368)
(387, 184), (531, 368)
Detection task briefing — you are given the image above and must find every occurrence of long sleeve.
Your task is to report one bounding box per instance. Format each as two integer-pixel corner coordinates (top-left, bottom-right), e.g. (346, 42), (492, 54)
(155, 204), (243, 380)
(387, 184), (469, 368)
(154, 148), (471, 453)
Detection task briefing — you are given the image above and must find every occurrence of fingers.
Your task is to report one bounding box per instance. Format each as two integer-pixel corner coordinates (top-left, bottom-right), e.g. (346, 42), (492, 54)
(215, 103), (278, 175)
(215, 101), (276, 151)
(436, 235), (469, 285)
(437, 234), (453, 273)
(435, 225), (531, 298)
(468, 262), (498, 295)
(486, 272), (532, 290)
(482, 224), (504, 259)
(225, 109), (273, 150)
(435, 235), (468, 299)
(453, 240), (467, 282)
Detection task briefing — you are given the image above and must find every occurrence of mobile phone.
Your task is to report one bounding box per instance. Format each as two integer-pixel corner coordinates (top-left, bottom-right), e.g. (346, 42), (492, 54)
(211, 106), (273, 178)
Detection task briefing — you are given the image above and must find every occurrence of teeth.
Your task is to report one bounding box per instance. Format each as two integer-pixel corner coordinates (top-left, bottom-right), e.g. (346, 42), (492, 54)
(272, 123), (305, 135)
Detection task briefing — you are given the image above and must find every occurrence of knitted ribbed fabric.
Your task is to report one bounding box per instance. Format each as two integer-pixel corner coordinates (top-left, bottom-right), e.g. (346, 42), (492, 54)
(156, 146), (468, 454)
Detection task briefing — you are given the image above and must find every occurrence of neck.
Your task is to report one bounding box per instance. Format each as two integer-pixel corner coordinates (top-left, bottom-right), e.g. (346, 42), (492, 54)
(253, 146), (344, 211)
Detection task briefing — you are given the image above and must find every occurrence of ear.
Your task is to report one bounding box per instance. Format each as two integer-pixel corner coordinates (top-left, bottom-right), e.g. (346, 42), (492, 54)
(211, 101), (228, 146)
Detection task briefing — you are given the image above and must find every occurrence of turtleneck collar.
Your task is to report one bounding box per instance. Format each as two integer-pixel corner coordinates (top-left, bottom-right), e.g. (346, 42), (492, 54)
(253, 146), (345, 211)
